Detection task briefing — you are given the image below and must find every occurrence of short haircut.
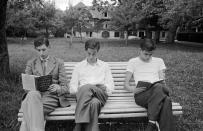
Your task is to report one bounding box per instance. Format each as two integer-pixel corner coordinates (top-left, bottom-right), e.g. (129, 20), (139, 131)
(140, 39), (156, 51)
(34, 36), (49, 48)
(85, 39), (100, 51)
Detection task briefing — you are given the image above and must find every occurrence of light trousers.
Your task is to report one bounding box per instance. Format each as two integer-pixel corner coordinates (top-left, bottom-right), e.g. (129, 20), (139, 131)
(19, 91), (59, 131)
(74, 84), (108, 131)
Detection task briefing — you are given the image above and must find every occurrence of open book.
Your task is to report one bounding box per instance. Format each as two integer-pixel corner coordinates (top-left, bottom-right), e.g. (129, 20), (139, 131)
(136, 80), (164, 89)
(21, 74), (52, 92)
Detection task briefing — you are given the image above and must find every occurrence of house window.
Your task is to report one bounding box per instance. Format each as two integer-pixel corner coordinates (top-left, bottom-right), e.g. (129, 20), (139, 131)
(162, 32), (165, 38)
(104, 24), (108, 29)
(114, 32), (120, 37)
(128, 31), (133, 36)
(104, 12), (108, 17)
(139, 31), (144, 38)
(90, 32), (92, 37)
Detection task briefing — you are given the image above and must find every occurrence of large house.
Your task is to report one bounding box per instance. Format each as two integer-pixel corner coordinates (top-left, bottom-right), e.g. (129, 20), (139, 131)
(74, 2), (122, 39)
(73, 2), (168, 41)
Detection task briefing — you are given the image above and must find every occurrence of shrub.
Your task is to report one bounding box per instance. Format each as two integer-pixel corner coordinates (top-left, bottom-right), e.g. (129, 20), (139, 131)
(54, 28), (66, 38)
(177, 32), (203, 43)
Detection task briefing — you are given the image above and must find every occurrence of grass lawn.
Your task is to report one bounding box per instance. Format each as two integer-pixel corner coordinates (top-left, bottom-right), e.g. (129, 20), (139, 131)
(0, 37), (202, 131)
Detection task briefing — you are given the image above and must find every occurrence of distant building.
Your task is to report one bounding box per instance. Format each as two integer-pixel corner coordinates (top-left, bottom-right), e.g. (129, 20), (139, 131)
(73, 2), (168, 40)
(74, 2), (123, 39)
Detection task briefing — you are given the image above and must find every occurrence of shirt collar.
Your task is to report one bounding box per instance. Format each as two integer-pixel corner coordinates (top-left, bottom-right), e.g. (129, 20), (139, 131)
(85, 58), (102, 66)
(40, 56), (49, 62)
(138, 56), (153, 63)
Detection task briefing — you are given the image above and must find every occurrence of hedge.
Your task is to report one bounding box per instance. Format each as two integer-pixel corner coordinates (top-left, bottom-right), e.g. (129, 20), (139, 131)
(176, 32), (203, 43)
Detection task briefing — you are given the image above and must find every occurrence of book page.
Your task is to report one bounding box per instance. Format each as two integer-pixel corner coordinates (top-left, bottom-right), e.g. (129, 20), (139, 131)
(21, 74), (37, 91)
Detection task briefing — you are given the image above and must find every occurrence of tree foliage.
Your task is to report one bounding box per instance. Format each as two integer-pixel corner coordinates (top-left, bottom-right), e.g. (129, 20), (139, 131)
(63, 4), (92, 40)
(158, 0), (203, 42)
(6, 0), (58, 37)
(64, 6), (91, 30)
(32, 1), (56, 37)
(93, 0), (203, 43)
(7, 4), (37, 37)
(0, 0), (43, 77)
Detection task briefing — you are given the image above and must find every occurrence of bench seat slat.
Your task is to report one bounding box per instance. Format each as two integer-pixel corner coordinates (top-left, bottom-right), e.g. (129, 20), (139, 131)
(18, 103), (182, 115)
(107, 97), (135, 100)
(18, 105), (182, 117)
(64, 98), (183, 102)
(99, 111), (183, 119)
(18, 107), (182, 118)
(18, 111), (183, 121)
(113, 86), (127, 90)
(112, 90), (131, 93)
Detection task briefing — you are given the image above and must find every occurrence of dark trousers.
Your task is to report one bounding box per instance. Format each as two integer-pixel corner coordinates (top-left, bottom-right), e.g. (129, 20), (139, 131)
(74, 84), (108, 131)
(134, 83), (175, 131)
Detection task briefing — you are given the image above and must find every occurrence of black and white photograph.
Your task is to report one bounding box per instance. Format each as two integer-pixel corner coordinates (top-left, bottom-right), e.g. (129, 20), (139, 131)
(0, 0), (202, 131)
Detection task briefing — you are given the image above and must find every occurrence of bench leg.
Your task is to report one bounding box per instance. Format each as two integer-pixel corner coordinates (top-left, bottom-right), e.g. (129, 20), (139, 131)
(109, 122), (113, 131)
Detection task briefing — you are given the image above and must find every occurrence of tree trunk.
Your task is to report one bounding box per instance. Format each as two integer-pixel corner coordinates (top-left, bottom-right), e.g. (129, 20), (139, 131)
(70, 27), (73, 48)
(125, 31), (128, 45)
(155, 30), (160, 44)
(166, 28), (177, 43)
(45, 27), (49, 38)
(79, 26), (83, 43)
(0, 0), (10, 78)
(80, 32), (82, 42)
(145, 28), (152, 39)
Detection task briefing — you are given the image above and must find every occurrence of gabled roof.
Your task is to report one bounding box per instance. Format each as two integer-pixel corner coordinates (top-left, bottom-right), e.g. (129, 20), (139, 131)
(89, 9), (111, 19)
(74, 2), (86, 9)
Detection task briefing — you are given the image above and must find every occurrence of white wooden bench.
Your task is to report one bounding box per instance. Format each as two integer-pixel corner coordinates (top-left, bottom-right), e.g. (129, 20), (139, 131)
(18, 62), (183, 130)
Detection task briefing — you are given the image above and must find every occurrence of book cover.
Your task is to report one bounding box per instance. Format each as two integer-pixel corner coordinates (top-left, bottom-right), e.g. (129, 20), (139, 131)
(136, 80), (164, 89)
(136, 81), (152, 89)
(35, 75), (52, 92)
(21, 74), (52, 92)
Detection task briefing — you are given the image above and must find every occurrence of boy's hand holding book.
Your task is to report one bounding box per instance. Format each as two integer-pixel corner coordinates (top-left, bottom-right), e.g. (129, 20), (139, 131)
(134, 80), (165, 94)
(134, 87), (147, 94)
(48, 84), (61, 94)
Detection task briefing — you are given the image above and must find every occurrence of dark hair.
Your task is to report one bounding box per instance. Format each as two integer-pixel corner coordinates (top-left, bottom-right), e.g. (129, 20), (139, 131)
(34, 36), (49, 48)
(85, 39), (100, 51)
(140, 39), (156, 51)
